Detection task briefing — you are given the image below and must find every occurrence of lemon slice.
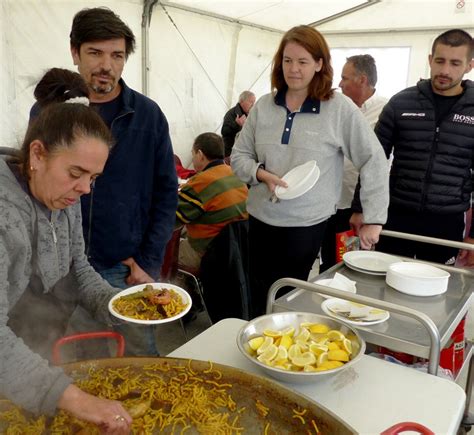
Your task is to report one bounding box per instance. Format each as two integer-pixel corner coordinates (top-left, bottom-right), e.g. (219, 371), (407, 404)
(248, 336), (264, 351)
(327, 342), (340, 351)
(309, 324), (330, 334)
(316, 351), (328, 367)
(292, 352), (316, 367)
(263, 329), (282, 338)
(303, 364), (319, 372)
(256, 336), (274, 355)
(258, 344), (279, 362)
(328, 349), (349, 362)
(342, 338), (352, 354)
(309, 343), (329, 355)
(327, 330), (345, 342)
(280, 335), (293, 350)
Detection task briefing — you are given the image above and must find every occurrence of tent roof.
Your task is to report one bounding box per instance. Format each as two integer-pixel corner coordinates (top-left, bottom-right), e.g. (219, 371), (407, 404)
(162, 0), (474, 33)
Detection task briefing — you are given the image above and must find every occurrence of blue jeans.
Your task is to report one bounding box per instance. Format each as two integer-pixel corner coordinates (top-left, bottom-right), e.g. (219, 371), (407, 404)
(100, 263), (159, 356)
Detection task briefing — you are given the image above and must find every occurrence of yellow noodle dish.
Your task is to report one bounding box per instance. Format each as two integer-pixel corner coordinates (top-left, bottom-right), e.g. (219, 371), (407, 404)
(0, 358), (334, 434)
(108, 283), (192, 324)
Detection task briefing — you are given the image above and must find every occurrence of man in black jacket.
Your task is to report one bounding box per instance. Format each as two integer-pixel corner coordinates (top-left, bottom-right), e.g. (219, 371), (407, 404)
(221, 91), (256, 157)
(360, 29), (474, 265)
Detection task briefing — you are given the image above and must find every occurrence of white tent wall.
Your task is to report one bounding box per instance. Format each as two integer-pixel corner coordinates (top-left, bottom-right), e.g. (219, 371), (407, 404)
(1, 0), (474, 165)
(325, 29), (474, 92)
(148, 6), (280, 161)
(0, 0), (143, 150)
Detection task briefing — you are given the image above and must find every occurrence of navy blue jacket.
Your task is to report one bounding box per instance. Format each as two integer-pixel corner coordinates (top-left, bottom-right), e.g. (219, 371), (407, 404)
(81, 80), (178, 279)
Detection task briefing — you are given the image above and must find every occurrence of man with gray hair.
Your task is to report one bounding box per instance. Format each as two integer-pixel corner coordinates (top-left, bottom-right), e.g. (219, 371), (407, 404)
(221, 91), (256, 157)
(320, 54), (387, 272)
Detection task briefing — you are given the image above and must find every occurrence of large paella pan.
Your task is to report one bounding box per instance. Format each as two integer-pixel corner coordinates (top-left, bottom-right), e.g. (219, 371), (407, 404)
(0, 357), (357, 434)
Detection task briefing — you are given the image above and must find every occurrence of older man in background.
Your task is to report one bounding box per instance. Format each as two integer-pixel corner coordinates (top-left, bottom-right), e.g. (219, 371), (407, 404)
(221, 91), (256, 158)
(320, 54), (387, 272)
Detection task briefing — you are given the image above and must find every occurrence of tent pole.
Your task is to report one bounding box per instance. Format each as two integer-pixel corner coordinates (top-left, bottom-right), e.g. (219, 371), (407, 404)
(308, 0), (381, 27)
(142, 0), (158, 95)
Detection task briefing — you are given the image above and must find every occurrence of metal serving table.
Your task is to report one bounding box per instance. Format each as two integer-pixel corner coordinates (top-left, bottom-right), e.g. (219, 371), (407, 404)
(267, 231), (474, 428)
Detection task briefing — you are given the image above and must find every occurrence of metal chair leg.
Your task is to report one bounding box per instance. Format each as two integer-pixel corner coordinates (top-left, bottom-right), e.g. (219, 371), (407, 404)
(178, 269), (213, 325)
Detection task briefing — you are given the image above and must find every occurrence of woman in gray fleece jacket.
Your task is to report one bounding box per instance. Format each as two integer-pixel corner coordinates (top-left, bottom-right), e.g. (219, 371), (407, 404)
(231, 26), (389, 317)
(0, 69), (132, 432)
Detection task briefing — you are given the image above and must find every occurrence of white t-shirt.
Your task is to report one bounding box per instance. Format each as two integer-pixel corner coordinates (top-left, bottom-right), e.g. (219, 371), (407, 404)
(338, 93), (388, 209)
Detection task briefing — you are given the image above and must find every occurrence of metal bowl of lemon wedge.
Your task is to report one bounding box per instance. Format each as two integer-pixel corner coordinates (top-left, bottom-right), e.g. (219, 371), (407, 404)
(236, 311), (366, 384)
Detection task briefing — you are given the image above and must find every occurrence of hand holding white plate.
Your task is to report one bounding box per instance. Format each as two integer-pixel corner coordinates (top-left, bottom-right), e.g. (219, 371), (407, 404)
(274, 160), (320, 200)
(109, 283), (192, 325)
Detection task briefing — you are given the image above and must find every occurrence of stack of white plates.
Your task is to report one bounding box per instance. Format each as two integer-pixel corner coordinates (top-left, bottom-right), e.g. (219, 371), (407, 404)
(343, 251), (402, 275)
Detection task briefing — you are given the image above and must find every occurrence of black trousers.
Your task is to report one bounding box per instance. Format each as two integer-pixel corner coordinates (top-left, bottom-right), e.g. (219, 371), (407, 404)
(249, 216), (327, 318)
(319, 208), (353, 273)
(377, 206), (465, 265)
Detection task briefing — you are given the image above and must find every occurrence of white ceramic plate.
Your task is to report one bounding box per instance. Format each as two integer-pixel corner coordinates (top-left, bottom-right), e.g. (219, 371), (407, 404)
(108, 283), (192, 325)
(343, 251), (402, 274)
(274, 160), (320, 200)
(321, 298), (390, 326)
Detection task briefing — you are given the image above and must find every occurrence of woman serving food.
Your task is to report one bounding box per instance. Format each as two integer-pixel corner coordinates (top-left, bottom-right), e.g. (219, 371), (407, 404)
(0, 68), (131, 433)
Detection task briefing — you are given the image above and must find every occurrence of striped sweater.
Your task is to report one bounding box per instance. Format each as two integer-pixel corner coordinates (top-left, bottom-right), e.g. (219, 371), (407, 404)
(176, 161), (248, 253)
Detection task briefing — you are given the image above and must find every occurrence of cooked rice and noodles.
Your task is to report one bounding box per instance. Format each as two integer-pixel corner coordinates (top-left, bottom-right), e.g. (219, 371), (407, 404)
(0, 360), (323, 434)
(113, 286), (188, 321)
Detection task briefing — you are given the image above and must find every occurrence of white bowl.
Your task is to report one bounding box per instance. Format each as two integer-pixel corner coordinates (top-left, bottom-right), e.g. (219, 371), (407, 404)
(386, 262), (450, 297)
(236, 312), (365, 384)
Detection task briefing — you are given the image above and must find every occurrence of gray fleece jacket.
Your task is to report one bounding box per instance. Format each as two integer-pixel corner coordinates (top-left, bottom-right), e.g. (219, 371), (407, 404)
(0, 155), (117, 415)
(231, 92), (389, 226)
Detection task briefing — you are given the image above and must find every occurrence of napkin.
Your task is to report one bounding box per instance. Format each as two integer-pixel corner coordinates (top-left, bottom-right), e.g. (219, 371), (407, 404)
(326, 273), (357, 293)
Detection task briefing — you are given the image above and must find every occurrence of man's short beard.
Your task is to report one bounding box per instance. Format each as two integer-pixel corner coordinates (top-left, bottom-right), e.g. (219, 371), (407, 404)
(91, 83), (114, 94)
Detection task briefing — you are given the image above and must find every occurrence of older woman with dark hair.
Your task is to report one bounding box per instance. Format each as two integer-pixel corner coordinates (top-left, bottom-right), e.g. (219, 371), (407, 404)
(0, 68), (132, 433)
(231, 25), (389, 317)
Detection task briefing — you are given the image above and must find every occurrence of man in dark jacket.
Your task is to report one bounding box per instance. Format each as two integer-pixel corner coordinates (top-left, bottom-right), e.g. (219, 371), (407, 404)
(221, 91), (256, 157)
(363, 29), (474, 265)
(69, 7), (178, 355)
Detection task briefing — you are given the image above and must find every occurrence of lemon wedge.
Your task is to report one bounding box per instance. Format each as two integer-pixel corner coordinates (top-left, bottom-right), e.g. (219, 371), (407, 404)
(292, 352), (316, 367)
(248, 336), (264, 351)
(256, 336), (274, 355)
(295, 327), (310, 343)
(258, 344), (278, 362)
(316, 351), (329, 367)
(341, 338), (352, 354)
(281, 326), (295, 337)
(263, 329), (282, 338)
(309, 324), (330, 334)
(327, 330), (345, 342)
(288, 343), (303, 360)
(309, 343), (329, 356)
(328, 349), (349, 362)
(280, 334), (293, 350)
(273, 345), (288, 363)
